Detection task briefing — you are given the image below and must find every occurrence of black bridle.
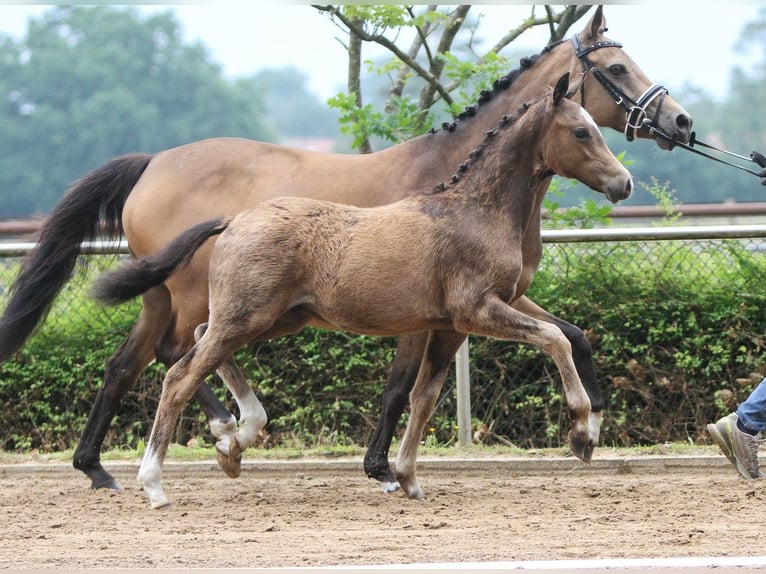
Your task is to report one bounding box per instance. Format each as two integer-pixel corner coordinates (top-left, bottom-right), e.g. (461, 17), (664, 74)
(571, 34), (668, 143)
(571, 34), (766, 177)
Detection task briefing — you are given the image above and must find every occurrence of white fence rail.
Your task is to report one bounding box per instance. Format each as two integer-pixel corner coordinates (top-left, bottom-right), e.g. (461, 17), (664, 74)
(3, 225), (766, 446)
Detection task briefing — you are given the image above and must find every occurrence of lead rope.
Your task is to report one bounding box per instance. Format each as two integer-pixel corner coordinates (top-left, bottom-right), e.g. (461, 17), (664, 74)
(645, 121), (766, 177)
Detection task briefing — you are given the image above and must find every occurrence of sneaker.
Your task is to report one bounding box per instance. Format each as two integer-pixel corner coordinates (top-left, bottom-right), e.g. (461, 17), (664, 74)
(707, 413), (764, 479)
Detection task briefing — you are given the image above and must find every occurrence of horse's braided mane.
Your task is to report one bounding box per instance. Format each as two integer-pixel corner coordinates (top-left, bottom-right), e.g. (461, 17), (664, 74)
(430, 99), (540, 194)
(428, 39), (566, 135)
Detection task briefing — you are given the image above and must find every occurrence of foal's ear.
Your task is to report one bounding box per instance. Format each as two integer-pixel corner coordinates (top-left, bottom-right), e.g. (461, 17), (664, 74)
(553, 73), (570, 106)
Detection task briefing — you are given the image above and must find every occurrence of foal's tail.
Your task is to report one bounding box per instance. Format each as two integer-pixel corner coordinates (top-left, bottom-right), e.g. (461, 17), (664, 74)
(93, 218), (231, 306)
(0, 153), (153, 363)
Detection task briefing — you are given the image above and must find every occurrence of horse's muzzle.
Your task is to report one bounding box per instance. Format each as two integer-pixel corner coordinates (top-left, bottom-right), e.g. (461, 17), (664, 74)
(605, 176), (633, 204)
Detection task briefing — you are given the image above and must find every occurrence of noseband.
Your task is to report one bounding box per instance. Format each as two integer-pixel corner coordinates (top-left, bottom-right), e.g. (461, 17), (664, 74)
(571, 34), (668, 142)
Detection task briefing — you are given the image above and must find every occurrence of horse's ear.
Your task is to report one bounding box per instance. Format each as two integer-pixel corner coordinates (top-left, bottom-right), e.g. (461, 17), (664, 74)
(586, 5), (606, 41)
(553, 73), (570, 106)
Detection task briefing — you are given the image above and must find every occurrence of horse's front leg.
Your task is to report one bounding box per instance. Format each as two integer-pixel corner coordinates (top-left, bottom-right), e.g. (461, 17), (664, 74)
(511, 295), (602, 459)
(364, 331), (431, 492)
(395, 330), (468, 499)
(457, 296), (595, 462)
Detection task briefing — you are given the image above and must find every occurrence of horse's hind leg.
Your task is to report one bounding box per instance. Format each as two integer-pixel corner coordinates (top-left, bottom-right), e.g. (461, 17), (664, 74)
(364, 331), (431, 492)
(73, 287), (171, 491)
(394, 330), (468, 500)
(155, 320), (242, 475)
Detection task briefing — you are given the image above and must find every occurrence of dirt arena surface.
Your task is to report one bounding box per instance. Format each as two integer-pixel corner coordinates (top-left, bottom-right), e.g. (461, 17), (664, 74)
(2, 455), (766, 570)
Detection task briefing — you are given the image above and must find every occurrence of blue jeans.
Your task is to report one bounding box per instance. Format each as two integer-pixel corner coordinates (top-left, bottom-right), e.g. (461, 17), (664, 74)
(737, 377), (766, 433)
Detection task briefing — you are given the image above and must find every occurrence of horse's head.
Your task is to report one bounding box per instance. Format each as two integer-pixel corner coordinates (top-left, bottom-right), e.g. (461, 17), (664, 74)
(568, 6), (692, 149)
(541, 73), (633, 204)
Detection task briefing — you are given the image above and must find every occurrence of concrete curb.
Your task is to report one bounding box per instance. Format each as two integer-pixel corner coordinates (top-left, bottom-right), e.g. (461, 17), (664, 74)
(0, 454), (739, 477)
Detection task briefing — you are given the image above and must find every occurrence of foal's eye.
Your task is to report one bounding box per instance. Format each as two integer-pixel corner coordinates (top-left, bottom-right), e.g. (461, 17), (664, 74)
(608, 64), (627, 76)
(573, 127), (590, 140)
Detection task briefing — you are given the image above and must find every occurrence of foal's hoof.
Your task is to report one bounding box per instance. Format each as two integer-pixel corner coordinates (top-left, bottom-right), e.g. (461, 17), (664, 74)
(380, 480), (401, 494)
(215, 440), (242, 478)
(568, 430), (595, 463)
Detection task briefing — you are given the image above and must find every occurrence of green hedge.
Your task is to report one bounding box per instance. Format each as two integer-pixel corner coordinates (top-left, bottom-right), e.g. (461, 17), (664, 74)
(1, 239), (765, 452)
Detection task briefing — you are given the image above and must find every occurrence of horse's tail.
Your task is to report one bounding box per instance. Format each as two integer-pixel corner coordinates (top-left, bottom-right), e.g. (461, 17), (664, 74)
(0, 153), (153, 362)
(93, 217), (231, 306)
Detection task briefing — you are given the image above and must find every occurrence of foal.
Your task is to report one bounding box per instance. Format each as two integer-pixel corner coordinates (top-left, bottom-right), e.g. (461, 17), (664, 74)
(94, 74), (632, 508)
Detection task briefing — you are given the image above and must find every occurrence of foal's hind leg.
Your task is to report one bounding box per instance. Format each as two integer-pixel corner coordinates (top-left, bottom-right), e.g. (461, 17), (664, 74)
(394, 330), (468, 499)
(364, 331), (431, 492)
(139, 328), (243, 508)
(194, 324), (268, 478)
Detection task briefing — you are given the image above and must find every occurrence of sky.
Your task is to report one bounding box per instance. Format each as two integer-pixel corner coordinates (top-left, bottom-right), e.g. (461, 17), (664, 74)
(0, 3), (763, 102)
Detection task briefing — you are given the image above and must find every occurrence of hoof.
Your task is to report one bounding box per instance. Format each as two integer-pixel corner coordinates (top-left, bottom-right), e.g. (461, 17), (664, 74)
(405, 485), (426, 500)
(80, 463), (123, 492)
(397, 477), (425, 500)
(568, 429), (595, 463)
(215, 440), (242, 478)
(380, 480), (401, 494)
(150, 496), (172, 510)
(90, 476), (123, 492)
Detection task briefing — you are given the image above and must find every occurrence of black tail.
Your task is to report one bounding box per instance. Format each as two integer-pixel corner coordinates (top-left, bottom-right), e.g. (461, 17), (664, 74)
(93, 218), (231, 306)
(0, 153), (153, 362)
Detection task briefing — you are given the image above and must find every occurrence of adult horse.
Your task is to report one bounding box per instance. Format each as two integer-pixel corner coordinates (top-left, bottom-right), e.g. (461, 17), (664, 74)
(0, 7), (691, 492)
(94, 74), (633, 508)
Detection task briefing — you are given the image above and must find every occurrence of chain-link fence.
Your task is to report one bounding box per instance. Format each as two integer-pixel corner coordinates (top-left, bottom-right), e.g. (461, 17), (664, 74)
(1, 226), (766, 450)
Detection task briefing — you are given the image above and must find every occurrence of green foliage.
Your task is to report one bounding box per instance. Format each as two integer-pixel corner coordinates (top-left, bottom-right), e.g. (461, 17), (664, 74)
(2, 240), (765, 453)
(341, 5), (413, 30)
(0, 6), (275, 217)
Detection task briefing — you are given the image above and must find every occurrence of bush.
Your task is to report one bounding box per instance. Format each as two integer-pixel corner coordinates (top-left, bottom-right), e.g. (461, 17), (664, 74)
(1, 238), (765, 452)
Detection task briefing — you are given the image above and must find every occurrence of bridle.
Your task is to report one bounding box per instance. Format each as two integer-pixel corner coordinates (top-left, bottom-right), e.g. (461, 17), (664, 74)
(571, 33), (668, 143)
(571, 33), (766, 177)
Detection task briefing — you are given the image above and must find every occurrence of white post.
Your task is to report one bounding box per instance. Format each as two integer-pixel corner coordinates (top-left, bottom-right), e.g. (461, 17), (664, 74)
(455, 337), (472, 446)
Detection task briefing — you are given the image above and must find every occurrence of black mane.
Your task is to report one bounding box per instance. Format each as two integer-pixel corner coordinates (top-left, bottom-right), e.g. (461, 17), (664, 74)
(429, 39), (566, 135)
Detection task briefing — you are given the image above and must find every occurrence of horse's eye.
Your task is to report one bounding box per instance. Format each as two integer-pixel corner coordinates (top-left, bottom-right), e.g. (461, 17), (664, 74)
(609, 64), (627, 76)
(573, 127), (590, 140)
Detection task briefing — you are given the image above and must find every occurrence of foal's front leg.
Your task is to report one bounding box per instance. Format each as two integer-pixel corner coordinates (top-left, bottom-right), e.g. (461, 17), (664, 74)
(394, 330), (468, 499)
(512, 295), (602, 459)
(364, 331), (432, 492)
(456, 295), (596, 462)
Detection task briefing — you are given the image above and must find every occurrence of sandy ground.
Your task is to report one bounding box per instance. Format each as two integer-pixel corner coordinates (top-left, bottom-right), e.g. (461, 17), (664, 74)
(1, 455), (765, 569)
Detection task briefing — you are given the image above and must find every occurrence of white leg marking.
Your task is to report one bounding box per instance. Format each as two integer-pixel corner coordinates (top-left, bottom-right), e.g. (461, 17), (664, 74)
(137, 445), (170, 509)
(589, 411), (603, 446)
(209, 413), (237, 440)
(234, 393), (268, 451)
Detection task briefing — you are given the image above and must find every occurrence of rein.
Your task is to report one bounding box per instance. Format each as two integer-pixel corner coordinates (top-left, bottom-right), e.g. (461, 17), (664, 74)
(571, 34), (766, 178)
(647, 123), (766, 175)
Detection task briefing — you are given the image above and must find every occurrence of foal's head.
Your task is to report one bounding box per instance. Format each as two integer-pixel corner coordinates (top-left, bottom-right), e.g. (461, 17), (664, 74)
(541, 73), (633, 204)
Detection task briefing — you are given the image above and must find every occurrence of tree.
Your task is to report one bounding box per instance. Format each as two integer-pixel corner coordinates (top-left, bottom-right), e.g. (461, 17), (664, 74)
(0, 6), (275, 217)
(250, 68), (339, 140)
(313, 5), (592, 153)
